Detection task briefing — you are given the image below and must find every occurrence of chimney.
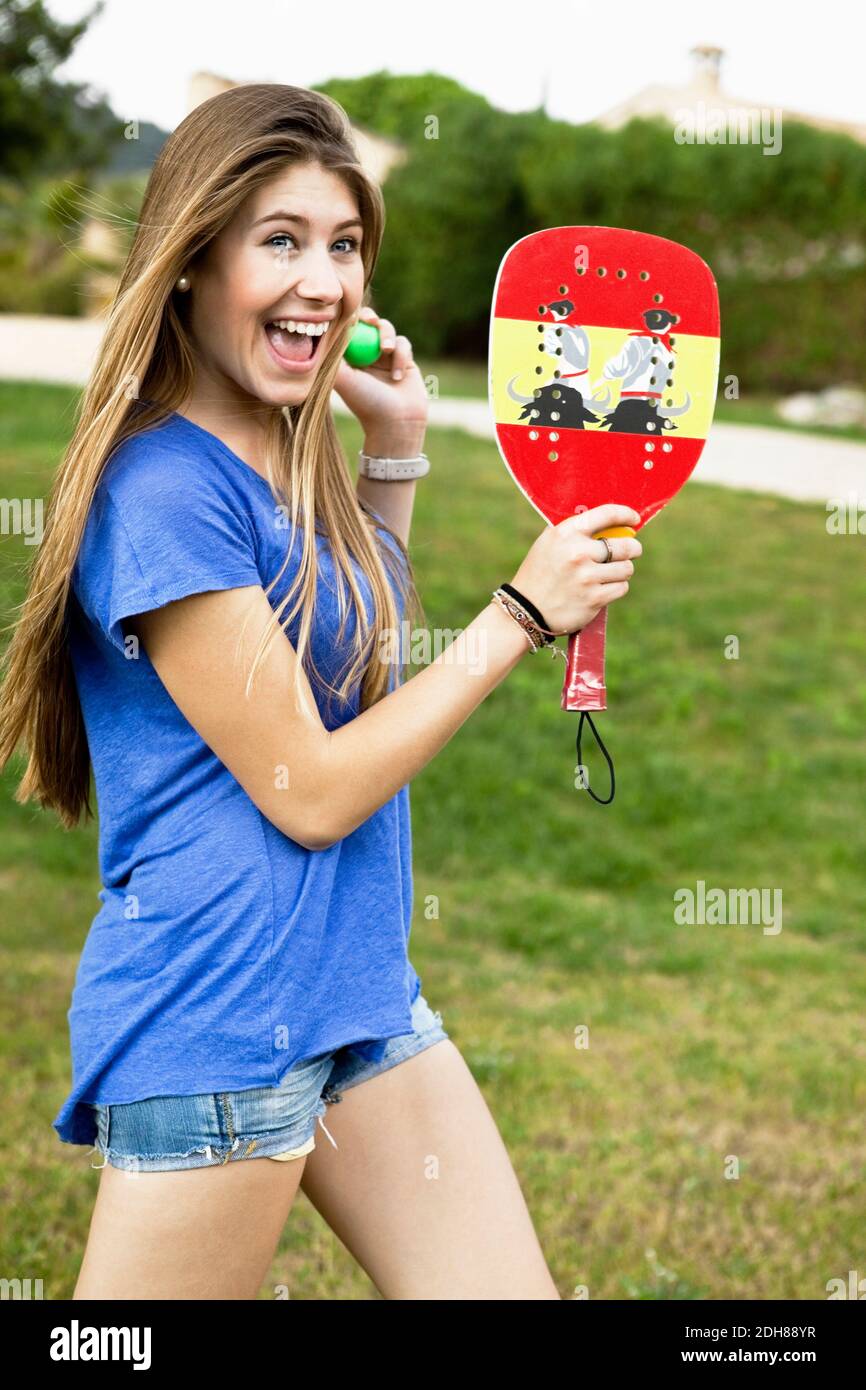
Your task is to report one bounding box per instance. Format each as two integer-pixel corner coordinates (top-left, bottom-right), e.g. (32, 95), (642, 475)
(689, 44), (723, 94)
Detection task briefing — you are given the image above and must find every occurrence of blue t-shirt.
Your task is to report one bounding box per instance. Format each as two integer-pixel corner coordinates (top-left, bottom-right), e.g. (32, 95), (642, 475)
(53, 408), (420, 1147)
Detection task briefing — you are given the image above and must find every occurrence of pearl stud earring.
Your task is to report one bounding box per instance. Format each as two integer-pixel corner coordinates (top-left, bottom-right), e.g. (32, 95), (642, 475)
(176, 274), (190, 291)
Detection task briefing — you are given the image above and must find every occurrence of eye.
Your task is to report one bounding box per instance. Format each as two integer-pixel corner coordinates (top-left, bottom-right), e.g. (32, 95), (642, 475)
(265, 233), (360, 254)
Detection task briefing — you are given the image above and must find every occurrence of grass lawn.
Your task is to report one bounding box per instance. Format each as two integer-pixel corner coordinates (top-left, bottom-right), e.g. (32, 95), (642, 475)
(1, 379), (864, 1300)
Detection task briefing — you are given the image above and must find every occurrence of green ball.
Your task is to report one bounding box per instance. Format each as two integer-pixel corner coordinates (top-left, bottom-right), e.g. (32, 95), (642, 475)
(344, 321), (381, 367)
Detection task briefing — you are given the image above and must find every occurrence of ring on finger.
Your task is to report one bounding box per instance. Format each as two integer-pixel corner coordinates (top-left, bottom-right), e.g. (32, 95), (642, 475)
(598, 538), (614, 563)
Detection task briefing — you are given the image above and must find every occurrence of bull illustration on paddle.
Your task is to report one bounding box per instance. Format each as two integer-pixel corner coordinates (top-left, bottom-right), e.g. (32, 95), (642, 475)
(508, 301), (691, 435)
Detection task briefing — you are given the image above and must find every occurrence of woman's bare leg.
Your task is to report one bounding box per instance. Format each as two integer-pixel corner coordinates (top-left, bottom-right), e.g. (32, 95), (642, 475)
(73, 1152), (308, 1300)
(300, 1039), (561, 1300)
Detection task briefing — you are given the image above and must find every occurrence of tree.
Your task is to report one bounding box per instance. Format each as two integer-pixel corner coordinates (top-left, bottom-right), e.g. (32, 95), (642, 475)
(0, 0), (122, 182)
(318, 73), (539, 356)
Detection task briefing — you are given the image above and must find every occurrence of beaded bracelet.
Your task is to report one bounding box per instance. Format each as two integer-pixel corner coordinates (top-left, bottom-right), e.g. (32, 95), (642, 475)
(498, 582), (558, 640)
(491, 588), (567, 660)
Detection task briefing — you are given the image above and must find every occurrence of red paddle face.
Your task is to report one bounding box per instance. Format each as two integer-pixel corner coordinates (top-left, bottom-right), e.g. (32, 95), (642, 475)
(489, 227), (721, 733)
(489, 226), (720, 530)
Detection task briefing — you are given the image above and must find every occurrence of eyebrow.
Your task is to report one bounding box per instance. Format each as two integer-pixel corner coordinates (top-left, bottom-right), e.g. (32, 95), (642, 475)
(251, 211), (363, 233)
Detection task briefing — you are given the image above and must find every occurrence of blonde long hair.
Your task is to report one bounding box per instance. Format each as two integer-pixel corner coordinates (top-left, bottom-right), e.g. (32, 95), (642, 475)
(0, 83), (424, 830)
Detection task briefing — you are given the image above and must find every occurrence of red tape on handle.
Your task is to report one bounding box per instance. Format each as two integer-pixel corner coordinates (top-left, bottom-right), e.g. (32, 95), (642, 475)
(560, 524), (635, 711)
(562, 609), (608, 711)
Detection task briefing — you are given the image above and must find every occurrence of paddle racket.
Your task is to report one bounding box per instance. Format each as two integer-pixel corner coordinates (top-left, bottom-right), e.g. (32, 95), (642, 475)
(489, 225), (720, 803)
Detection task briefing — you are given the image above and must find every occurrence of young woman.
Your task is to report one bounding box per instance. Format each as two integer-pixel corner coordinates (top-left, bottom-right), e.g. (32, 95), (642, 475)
(0, 84), (642, 1300)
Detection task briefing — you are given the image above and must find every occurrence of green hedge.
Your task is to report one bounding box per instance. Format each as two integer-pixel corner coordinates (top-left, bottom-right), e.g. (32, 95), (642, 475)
(321, 76), (866, 392)
(3, 75), (863, 394)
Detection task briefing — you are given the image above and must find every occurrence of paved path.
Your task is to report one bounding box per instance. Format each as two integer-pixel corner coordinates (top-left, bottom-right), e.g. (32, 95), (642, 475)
(412, 396), (866, 506)
(2, 314), (863, 504)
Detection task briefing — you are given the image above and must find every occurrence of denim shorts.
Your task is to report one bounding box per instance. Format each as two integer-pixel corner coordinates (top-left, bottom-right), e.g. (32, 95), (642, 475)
(88, 991), (449, 1173)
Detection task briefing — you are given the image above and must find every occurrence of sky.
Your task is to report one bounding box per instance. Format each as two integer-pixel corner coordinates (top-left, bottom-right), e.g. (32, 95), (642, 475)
(48, 0), (863, 134)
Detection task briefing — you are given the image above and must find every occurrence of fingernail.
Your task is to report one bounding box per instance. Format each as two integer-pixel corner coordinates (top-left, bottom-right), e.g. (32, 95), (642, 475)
(383, 338), (396, 349)
(392, 369), (403, 380)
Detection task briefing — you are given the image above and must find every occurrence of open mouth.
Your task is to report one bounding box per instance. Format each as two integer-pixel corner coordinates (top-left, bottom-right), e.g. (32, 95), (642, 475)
(263, 320), (329, 367)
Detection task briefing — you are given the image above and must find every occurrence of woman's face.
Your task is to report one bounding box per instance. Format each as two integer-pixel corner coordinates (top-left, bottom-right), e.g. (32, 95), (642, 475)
(183, 160), (366, 409)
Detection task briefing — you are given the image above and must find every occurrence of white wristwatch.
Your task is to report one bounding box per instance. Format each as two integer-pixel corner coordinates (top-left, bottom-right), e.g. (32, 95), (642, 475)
(358, 450), (430, 481)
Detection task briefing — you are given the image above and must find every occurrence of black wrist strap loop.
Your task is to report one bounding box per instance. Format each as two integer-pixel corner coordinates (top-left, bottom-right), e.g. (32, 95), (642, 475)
(576, 711), (616, 805)
(499, 583), (556, 642)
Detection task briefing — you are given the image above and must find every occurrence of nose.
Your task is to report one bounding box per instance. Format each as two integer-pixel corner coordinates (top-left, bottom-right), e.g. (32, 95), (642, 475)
(291, 244), (344, 307)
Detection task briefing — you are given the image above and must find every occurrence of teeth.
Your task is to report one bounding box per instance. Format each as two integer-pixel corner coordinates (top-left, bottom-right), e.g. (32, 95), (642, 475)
(270, 319), (330, 336)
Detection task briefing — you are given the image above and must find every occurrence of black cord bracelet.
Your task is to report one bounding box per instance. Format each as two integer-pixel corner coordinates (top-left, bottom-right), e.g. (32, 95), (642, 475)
(499, 583), (556, 642)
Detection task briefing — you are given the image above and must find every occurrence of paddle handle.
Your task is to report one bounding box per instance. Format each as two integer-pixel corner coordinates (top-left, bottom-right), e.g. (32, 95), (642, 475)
(562, 610), (608, 711)
(561, 526), (636, 713)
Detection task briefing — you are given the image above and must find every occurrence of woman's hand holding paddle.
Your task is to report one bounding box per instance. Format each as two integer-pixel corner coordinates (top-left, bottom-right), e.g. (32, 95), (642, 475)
(508, 504), (643, 637)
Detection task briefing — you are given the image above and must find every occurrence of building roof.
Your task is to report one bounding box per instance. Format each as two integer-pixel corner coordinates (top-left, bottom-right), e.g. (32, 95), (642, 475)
(591, 45), (866, 144)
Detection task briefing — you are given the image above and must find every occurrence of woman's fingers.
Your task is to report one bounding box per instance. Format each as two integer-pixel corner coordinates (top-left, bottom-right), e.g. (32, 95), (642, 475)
(376, 316), (397, 350)
(593, 535), (642, 563)
(374, 318), (415, 376)
(595, 558), (635, 583)
(570, 503), (641, 536)
(594, 580), (630, 605)
(389, 334), (414, 379)
(355, 308), (413, 378)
